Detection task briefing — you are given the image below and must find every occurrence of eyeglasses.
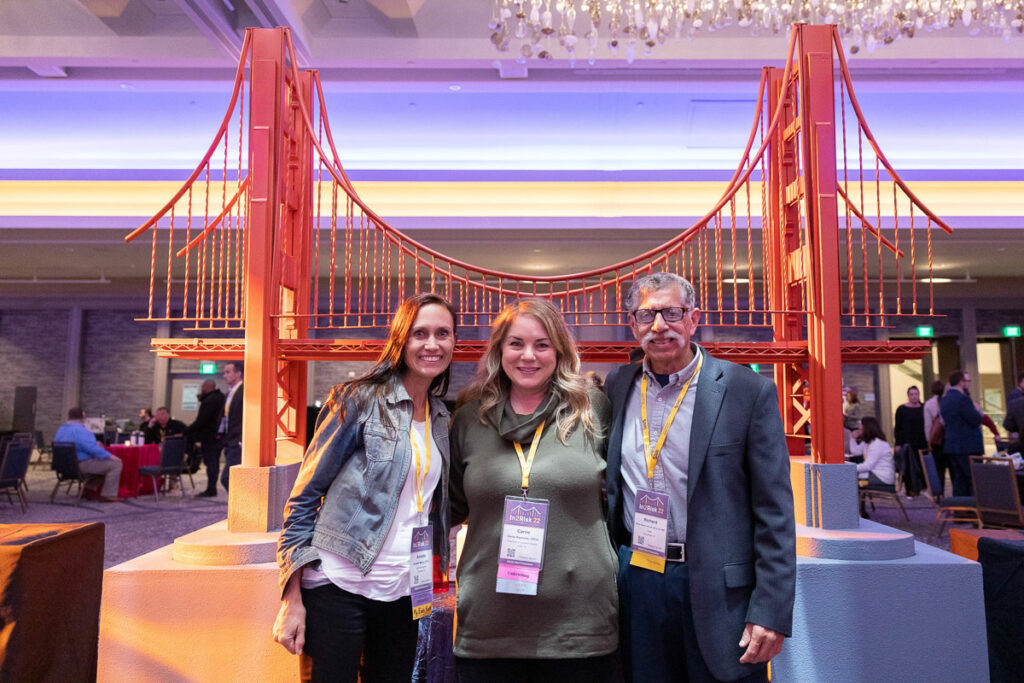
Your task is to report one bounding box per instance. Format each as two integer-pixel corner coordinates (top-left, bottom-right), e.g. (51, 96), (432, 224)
(632, 307), (689, 324)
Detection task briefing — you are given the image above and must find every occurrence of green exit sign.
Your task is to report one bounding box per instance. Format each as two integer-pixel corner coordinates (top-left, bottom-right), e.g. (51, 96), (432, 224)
(1005, 326), (1022, 338)
(750, 364), (760, 373)
(916, 326), (934, 338)
(199, 362), (217, 375)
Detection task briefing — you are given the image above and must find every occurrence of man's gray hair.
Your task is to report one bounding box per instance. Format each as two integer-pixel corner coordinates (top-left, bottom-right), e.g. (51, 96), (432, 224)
(624, 272), (697, 312)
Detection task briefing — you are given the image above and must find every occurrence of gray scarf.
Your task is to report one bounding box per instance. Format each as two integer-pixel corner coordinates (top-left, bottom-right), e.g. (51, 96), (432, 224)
(490, 391), (559, 444)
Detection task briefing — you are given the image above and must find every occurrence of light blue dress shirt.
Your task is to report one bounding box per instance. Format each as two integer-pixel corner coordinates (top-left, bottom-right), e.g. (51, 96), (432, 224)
(54, 420), (111, 461)
(621, 346), (702, 544)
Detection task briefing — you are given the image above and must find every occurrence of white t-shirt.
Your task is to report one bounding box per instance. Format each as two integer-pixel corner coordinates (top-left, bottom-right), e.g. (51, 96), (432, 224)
(303, 418), (441, 601)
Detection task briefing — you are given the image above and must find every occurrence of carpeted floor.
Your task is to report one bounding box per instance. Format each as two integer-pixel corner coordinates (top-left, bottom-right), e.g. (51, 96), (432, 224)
(1, 461), (971, 567)
(0, 463), (229, 568)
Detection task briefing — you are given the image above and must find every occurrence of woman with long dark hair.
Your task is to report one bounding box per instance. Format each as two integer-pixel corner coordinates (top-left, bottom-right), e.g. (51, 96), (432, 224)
(449, 298), (618, 682)
(274, 293), (457, 682)
(849, 415), (895, 488)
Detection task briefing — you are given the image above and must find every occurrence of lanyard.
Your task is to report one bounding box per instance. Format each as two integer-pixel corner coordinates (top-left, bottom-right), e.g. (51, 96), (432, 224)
(513, 421), (546, 498)
(640, 354), (704, 482)
(408, 411), (431, 516)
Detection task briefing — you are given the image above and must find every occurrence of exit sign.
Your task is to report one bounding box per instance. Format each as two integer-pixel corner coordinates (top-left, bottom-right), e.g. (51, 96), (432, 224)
(916, 326), (934, 338)
(199, 362), (217, 375)
(750, 364), (760, 373)
(1005, 326), (1022, 338)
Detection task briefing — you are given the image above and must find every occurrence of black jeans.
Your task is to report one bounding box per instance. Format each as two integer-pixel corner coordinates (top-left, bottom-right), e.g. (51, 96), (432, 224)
(949, 452), (973, 497)
(199, 440), (220, 492)
(299, 584), (418, 683)
(456, 654), (617, 683)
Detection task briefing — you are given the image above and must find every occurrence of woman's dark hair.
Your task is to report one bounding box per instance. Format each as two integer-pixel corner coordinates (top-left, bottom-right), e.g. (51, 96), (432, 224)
(930, 380), (945, 397)
(325, 293), (457, 425)
(906, 385), (920, 397)
(859, 415), (887, 444)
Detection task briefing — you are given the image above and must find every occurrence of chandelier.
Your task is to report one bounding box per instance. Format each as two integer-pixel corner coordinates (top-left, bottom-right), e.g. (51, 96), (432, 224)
(488, 0), (1024, 64)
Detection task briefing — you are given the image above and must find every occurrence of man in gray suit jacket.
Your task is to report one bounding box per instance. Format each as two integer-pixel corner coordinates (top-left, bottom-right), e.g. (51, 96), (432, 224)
(605, 272), (796, 682)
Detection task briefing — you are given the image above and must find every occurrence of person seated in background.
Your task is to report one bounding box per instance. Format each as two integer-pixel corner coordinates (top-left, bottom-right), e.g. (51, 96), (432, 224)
(138, 407), (153, 428)
(847, 416), (895, 490)
(143, 406), (187, 444)
(54, 407), (124, 502)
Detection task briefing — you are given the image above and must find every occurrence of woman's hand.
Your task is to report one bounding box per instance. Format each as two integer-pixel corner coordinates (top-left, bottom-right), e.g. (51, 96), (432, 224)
(273, 574), (306, 655)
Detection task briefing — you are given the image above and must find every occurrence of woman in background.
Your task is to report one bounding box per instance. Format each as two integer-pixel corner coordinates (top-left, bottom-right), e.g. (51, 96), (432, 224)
(894, 385), (928, 457)
(849, 416), (895, 488)
(274, 293), (457, 682)
(843, 387), (863, 452)
(449, 298), (618, 683)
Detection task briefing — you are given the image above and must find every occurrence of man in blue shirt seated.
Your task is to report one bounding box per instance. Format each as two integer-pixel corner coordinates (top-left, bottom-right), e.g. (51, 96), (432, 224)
(54, 406), (124, 502)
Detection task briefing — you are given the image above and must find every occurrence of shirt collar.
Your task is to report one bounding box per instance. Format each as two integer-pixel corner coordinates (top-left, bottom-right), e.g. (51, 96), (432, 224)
(642, 344), (702, 387)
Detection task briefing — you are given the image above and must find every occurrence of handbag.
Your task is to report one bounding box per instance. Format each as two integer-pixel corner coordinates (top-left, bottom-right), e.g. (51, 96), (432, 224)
(928, 419), (945, 447)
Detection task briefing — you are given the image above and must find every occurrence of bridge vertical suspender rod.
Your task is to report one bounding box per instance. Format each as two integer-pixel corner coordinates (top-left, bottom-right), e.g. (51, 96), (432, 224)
(798, 25), (845, 465)
(242, 28), (286, 469)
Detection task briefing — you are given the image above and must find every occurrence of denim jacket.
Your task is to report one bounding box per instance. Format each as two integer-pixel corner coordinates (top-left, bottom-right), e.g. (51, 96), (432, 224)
(277, 375), (451, 593)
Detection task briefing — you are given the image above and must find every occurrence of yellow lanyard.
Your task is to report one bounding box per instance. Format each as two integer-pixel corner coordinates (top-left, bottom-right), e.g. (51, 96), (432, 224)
(408, 411), (431, 515)
(513, 421), (546, 496)
(640, 354), (703, 482)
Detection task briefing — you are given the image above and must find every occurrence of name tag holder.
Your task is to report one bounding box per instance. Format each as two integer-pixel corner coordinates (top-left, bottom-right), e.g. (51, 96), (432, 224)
(630, 488), (670, 573)
(410, 524), (433, 619)
(496, 495), (550, 596)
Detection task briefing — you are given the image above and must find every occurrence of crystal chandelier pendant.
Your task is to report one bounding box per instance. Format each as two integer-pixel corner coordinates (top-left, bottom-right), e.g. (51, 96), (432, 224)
(488, 0), (1021, 63)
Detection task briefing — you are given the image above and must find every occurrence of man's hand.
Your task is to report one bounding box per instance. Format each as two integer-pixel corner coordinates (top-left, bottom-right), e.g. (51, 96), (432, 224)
(273, 576), (306, 655)
(738, 622), (784, 664)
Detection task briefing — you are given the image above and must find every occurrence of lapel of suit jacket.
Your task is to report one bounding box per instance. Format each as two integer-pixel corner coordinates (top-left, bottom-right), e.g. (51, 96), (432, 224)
(608, 362), (643, 480)
(687, 351), (726, 499)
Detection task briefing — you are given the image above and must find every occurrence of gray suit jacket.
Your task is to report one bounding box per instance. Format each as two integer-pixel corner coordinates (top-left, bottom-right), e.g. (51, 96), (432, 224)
(605, 350), (796, 680)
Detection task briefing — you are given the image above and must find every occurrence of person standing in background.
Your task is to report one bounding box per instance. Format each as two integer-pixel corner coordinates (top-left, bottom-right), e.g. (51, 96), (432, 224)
(219, 361), (244, 493)
(1006, 372), (1024, 405)
(187, 379), (226, 498)
(940, 370), (983, 497)
(923, 380), (948, 490)
(843, 387), (863, 453)
(894, 386), (928, 458)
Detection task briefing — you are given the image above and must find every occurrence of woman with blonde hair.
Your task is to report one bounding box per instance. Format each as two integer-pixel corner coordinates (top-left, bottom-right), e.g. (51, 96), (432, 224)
(274, 292), (457, 682)
(449, 298), (618, 682)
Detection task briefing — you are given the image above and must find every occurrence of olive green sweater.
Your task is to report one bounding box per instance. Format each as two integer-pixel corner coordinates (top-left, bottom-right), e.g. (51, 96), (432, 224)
(449, 390), (619, 659)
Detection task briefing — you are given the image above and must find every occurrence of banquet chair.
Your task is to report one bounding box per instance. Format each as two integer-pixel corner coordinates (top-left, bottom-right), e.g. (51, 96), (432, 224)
(859, 478), (909, 521)
(9, 433), (35, 490)
(50, 442), (104, 504)
(919, 450), (981, 539)
(0, 442), (32, 512)
(138, 436), (188, 500)
(969, 456), (1024, 529)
